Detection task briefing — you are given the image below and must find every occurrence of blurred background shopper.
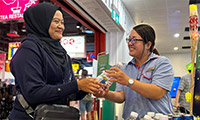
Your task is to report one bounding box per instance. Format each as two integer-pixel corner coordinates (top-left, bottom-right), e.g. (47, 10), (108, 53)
(174, 68), (192, 114)
(79, 69), (93, 120)
(8, 3), (102, 120)
(94, 24), (174, 119)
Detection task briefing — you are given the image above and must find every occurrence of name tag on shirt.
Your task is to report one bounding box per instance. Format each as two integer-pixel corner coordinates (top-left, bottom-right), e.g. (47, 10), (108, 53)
(146, 67), (155, 72)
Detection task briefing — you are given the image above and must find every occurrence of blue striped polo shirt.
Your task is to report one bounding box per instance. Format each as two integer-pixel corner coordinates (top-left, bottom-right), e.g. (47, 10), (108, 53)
(116, 53), (174, 119)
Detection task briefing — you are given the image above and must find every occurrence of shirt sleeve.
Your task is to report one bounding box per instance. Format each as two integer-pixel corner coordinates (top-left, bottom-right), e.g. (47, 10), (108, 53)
(178, 76), (185, 91)
(151, 56), (174, 91)
(115, 82), (124, 91)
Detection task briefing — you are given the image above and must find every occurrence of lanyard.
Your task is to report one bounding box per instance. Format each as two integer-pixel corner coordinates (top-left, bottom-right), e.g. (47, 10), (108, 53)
(136, 64), (146, 80)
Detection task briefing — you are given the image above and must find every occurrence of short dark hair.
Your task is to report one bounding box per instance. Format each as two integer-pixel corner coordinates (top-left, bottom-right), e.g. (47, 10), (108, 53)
(82, 69), (88, 76)
(133, 24), (155, 52)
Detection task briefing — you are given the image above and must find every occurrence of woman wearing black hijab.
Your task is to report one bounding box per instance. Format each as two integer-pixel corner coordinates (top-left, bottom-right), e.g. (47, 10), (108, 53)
(8, 3), (102, 120)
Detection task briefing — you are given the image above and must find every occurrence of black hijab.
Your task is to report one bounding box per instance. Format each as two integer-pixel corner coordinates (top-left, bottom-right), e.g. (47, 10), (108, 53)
(24, 2), (67, 73)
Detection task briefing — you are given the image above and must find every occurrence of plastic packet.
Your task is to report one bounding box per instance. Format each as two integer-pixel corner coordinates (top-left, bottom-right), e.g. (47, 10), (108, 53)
(97, 63), (122, 89)
(97, 71), (112, 89)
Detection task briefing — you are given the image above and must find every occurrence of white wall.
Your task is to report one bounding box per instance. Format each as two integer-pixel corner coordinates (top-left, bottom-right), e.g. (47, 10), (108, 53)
(105, 2), (134, 66)
(106, 32), (132, 65)
(104, 1), (135, 119)
(162, 52), (191, 77)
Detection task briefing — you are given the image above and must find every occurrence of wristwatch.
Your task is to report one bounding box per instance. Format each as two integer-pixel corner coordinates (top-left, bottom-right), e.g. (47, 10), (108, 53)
(127, 78), (134, 87)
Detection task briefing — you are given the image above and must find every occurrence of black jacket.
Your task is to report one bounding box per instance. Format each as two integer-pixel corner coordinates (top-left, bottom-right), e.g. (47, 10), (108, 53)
(8, 34), (86, 120)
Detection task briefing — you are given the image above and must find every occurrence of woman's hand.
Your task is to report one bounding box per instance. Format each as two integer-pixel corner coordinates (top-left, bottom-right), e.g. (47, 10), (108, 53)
(77, 78), (103, 94)
(106, 67), (130, 86)
(93, 85), (110, 98)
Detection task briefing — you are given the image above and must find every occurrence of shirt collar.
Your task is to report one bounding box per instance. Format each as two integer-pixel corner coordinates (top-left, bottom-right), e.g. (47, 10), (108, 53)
(128, 53), (159, 65)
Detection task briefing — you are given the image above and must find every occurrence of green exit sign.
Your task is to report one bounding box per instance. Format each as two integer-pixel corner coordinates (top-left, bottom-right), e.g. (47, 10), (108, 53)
(112, 9), (119, 24)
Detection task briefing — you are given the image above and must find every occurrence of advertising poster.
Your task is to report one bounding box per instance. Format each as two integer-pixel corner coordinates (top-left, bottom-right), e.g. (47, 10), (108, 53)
(60, 36), (86, 58)
(8, 42), (21, 61)
(97, 54), (109, 76)
(0, 0), (38, 21)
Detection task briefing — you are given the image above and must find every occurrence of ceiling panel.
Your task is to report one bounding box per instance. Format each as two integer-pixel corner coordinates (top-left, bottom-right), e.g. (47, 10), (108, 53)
(145, 0), (167, 10)
(149, 16), (169, 24)
(167, 0), (189, 9)
(168, 7), (189, 17)
(122, 0), (191, 54)
(148, 9), (168, 17)
(124, 0), (146, 11)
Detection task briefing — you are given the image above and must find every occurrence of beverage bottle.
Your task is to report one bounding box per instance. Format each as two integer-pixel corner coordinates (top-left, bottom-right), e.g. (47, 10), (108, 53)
(183, 114), (194, 120)
(143, 115), (152, 120)
(154, 113), (163, 120)
(159, 115), (168, 120)
(147, 112), (155, 118)
(128, 111), (138, 120)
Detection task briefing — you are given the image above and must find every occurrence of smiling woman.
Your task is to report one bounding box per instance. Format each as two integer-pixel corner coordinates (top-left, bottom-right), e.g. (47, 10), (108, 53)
(94, 24), (174, 119)
(8, 2), (102, 120)
(48, 11), (65, 40)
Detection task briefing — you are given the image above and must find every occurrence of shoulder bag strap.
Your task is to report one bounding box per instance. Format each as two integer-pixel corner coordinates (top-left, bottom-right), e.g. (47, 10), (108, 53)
(17, 93), (34, 118)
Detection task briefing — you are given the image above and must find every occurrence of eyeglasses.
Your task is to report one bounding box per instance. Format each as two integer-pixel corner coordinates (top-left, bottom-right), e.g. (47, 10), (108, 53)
(126, 37), (143, 44)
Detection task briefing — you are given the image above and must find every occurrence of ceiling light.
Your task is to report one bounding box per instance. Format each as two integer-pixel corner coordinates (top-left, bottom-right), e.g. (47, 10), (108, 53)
(174, 47), (178, 50)
(76, 22), (81, 29)
(7, 21), (20, 37)
(85, 30), (94, 34)
(21, 29), (26, 32)
(174, 33), (180, 38)
(76, 26), (80, 28)
(21, 22), (26, 32)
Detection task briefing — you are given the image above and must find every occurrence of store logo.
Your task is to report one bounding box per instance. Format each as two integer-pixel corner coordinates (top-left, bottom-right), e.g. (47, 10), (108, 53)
(61, 38), (75, 45)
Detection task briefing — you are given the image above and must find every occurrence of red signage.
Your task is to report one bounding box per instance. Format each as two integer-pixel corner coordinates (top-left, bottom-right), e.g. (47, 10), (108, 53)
(0, 0), (38, 21)
(0, 53), (6, 81)
(87, 52), (95, 62)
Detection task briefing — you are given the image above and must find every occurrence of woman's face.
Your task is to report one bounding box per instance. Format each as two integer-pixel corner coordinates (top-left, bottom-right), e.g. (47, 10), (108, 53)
(128, 29), (145, 58)
(49, 10), (65, 40)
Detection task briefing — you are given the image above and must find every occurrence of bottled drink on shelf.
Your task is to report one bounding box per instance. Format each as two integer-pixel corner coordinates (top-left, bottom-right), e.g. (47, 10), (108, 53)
(147, 112), (155, 118)
(159, 115), (168, 120)
(182, 114), (194, 120)
(128, 111), (138, 120)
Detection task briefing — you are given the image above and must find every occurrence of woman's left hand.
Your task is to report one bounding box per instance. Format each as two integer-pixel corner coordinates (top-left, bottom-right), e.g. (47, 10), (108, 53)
(106, 67), (130, 86)
(77, 78), (104, 94)
(93, 85), (110, 98)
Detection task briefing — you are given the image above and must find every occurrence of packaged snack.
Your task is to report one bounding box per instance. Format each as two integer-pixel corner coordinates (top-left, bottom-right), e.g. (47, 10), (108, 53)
(97, 71), (112, 89)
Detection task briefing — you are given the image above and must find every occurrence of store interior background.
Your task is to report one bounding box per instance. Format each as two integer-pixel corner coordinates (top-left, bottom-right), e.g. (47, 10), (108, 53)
(0, 0), (96, 78)
(0, 0), (197, 119)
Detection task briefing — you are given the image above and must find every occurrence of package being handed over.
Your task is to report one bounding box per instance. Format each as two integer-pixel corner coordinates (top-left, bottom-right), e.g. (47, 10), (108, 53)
(97, 71), (112, 89)
(97, 63), (122, 89)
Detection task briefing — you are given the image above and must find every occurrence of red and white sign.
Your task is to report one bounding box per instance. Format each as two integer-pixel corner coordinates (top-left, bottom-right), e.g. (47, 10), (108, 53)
(0, 0), (38, 21)
(0, 53), (6, 81)
(60, 36), (86, 58)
